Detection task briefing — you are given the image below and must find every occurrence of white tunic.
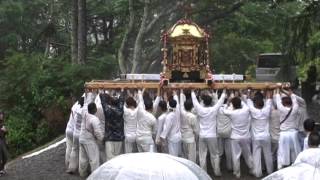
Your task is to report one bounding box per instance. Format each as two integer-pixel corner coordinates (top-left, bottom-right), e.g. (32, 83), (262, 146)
(72, 104), (83, 140)
(276, 94), (299, 131)
(79, 113), (104, 143)
(95, 94), (105, 136)
(156, 112), (167, 143)
(136, 91), (157, 141)
(216, 105), (232, 138)
(270, 107), (280, 141)
(223, 102), (251, 139)
(66, 102), (79, 137)
(294, 148), (320, 167)
(247, 99), (272, 140)
(123, 106), (138, 141)
(180, 93), (199, 143)
(160, 110), (182, 143)
(191, 91), (226, 138)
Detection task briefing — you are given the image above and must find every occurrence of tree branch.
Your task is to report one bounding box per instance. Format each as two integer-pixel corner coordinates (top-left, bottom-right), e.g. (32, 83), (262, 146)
(145, 3), (178, 34)
(118, 0), (135, 74)
(199, 0), (246, 25)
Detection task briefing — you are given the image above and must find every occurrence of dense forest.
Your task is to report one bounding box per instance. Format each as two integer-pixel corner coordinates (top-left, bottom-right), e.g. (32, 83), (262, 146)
(0, 0), (319, 157)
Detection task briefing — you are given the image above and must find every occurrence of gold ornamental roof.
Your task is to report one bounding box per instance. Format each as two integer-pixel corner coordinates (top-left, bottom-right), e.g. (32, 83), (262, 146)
(167, 19), (208, 38)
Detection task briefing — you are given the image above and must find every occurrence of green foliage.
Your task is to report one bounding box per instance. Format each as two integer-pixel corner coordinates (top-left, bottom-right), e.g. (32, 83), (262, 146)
(5, 108), (36, 156)
(0, 51), (117, 157)
(0, 0), (317, 158)
(209, 1), (304, 76)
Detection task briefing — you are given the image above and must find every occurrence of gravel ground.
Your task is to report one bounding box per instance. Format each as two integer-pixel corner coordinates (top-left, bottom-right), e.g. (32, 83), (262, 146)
(2, 102), (319, 180)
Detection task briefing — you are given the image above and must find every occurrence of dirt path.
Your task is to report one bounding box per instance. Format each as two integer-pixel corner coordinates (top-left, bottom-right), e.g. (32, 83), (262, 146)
(2, 142), (84, 180)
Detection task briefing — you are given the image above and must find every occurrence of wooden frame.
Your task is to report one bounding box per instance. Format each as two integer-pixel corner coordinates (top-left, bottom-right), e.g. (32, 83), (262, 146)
(84, 81), (289, 90)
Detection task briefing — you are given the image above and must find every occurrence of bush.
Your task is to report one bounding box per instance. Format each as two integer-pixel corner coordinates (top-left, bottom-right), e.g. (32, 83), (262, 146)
(0, 51), (118, 157)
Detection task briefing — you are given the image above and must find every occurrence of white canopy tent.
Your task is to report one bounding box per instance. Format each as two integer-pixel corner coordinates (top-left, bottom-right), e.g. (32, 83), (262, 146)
(87, 152), (212, 180)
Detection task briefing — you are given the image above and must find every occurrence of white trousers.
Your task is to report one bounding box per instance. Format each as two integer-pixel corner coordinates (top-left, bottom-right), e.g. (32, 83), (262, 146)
(182, 141), (196, 163)
(105, 141), (123, 161)
(68, 138), (79, 172)
(231, 138), (253, 178)
(218, 138), (233, 171)
(125, 139), (138, 153)
(65, 134), (73, 167)
(199, 137), (221, 176)
(277, 130), (301, 169)
(252, 138), (274, 177)
(136, 137), (156, 152)
(168, 140), (181, 157)
(79, 141), (100, 177)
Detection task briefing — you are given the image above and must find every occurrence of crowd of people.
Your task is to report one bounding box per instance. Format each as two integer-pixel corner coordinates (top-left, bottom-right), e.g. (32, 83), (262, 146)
(65, 88), (320, 178)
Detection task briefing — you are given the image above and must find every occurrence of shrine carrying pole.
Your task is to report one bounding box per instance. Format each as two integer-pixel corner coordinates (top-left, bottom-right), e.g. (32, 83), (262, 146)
(84, 80), (289, 91)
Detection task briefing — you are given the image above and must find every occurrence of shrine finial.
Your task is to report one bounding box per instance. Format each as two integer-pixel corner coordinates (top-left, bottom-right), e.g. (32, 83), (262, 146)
(178, 2), (194, 19)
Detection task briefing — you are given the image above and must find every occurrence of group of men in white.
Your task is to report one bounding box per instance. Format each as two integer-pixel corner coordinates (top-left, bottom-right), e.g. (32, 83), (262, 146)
(64, 87), (319, 178)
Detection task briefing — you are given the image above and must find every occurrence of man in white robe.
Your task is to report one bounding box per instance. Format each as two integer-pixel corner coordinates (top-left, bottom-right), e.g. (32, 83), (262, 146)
(65, 101), (78, 168)
(191, 89), (226, 176)
(294, 132), (320, 167)
(275, 90), (301, 170)
(302, 119), (315, 150)
(78, 102), (104, 177)
(66, 97), (84, 173)
(94, 94), (106, 163)
(180, 91), (199, 162)
(136, 90), (157, 152)
(246, 91), (273, 177)
(160, 91), (182, 157)
(123, 96), (138, 153)
(155, 100), (168, 153)
(223, 96), (254, 178)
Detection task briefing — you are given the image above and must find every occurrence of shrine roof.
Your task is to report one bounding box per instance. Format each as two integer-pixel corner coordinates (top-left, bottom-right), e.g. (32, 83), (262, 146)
(167, 19), (208, 38)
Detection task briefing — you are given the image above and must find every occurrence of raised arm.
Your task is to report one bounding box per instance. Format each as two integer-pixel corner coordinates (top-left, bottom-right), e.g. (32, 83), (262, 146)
(246, 99), (259, 114)
(294, 93), (307, 108)
(191, 90), (202, 112)
(291, 94), (299, 113)
(173, 90), (180, 114)
(180, 91), (187, 114)
(138, 90), (144, 109)
(276, 93), (287, 112)
(118, 89), (125, 113)
(153, 94), (161, 114)
(213, 89), (226, 110)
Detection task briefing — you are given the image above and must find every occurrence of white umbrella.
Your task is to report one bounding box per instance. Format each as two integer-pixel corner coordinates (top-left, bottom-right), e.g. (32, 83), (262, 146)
(87, 152), (212, 180)
(263, 163), (320, 180)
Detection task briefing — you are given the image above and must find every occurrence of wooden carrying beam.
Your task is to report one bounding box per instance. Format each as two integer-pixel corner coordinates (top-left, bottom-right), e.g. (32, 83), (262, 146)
(85, 81), (290, 90)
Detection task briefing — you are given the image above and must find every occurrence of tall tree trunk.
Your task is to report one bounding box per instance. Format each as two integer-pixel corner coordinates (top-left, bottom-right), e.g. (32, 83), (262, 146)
(78, 0), (86, 64)
(118, 0), (135, 74)
(131, 0), (149, 73)
(44, 38), (50, 57)
(71, 0), (78, 64)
